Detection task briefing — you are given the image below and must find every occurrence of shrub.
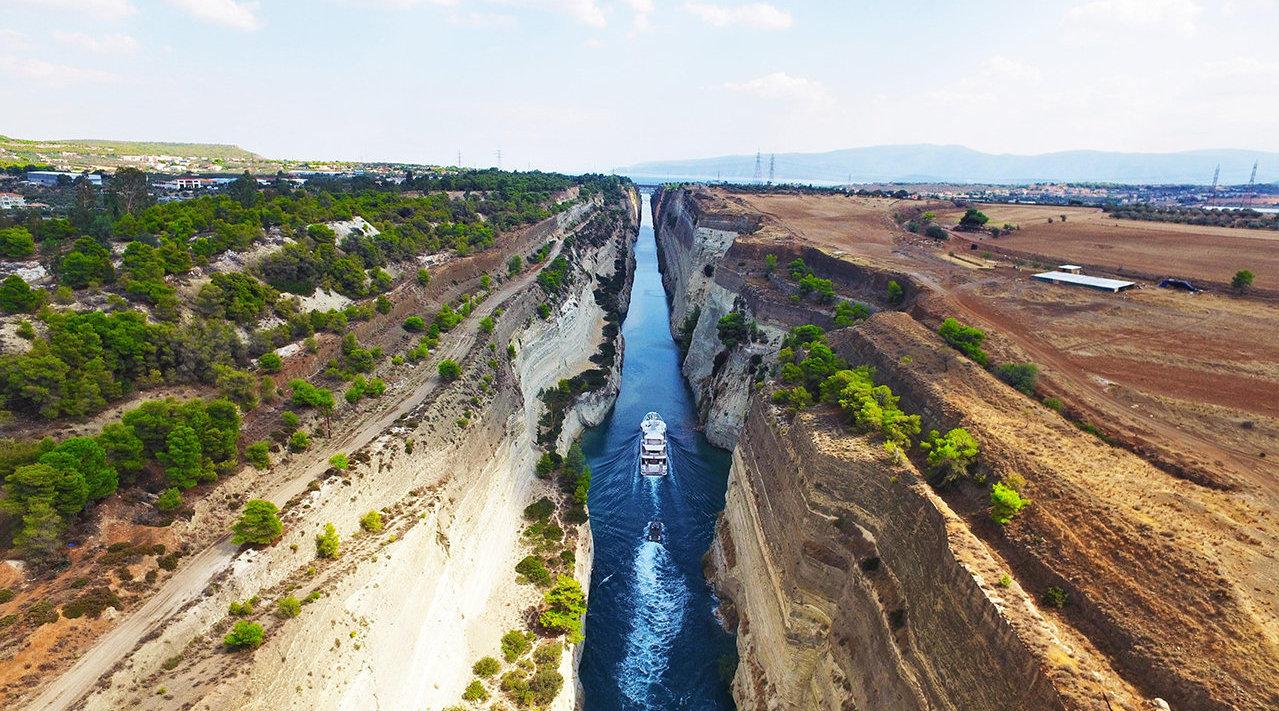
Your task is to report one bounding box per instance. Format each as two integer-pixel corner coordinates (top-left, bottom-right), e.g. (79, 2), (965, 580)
(245, 440), (271, 469)
(315, 523), (340, 559)
(229, 598), (255, 616)
(537, 302), (552, 319)
(462, 680), (489, 702)
(231, 500), (282, 546)
(994, 362), (1038, 395)
(959, 208), (989, 228)
(480, 315), (495, 334)
(797, 273), (835, 302)
(0, 226), (35, 258)
(280, 410), (301, 431)
(937, 317), (988, 366)
(990, 482), (1030, 524)
(438, 359), (462, 381)
(924, 224), (948, 240)
(523, 497), (555, 521)
(716, 311), (757, 349)
(61, 586), (121, 619)
(539, 576), (586, 643)
(501, 629), (533, 662)
(920, 428), (980, 486)
(764, 254), (777, 275)
(534, 453), (556, 479)
(289, 380), (335, 411)
(529, 667), (564, 705)
(534, 640), (562, 666)
(155, 487), (182, 512)
(1042, 586), (1069, 608)
(1232, 269), (1255, 291)
(275, 595), (301, 618)
(403, 315), (426, 332)
(359, 510), (383, 533)
(820, 367), (920, 448)
(771, 386), (813, 413)
(473, 656), (501, 677)
(0, 275), (41, 313)
(886, 279), (904, 305)
(516, 555), (553, 586)
(288, 430), (310, 452)
(224, 620), (265, 650)
(1042, 396), (1064, 412)
(508, 254), (523, 275)
(259, 352), (282, 373)
(328, 453), (349, 470)
(416, 268), (431, 286)
(833, 300), (869, 327)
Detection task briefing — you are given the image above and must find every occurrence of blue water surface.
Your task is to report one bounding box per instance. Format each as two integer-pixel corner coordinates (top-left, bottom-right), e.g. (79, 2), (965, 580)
(579, 193), (736, 710)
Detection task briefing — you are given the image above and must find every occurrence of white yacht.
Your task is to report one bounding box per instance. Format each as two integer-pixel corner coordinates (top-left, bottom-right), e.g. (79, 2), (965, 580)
(640, 412), (668, 477)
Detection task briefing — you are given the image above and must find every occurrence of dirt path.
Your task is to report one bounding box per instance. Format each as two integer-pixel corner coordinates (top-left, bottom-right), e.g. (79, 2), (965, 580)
(26, 238), (568, 711)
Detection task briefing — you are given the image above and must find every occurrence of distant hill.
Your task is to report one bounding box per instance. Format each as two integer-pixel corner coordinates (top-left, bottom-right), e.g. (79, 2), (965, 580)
(0, 134), (272, 172)
(621, 144), (1279, 186)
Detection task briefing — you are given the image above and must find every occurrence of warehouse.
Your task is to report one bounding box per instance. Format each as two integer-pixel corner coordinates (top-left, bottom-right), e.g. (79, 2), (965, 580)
(1032, 270), (1136, 293)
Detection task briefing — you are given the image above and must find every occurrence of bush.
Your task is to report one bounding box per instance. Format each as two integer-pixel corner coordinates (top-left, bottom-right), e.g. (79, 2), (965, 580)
(716, 311), (758, 349)
(480, 315), (495, 334)
(276, 595), (301, 618)
(315, 523), (340, 559)
(245, 440), (271, 469)
(0, 275), (41, 313)
(1042, 586), (1069, 608)
(462, 680), (489, 702)
(288, 430), (310, 452)
(534, 640), (562, 666)
(523, 497), (555, 521)
(820, 367), (920, 449)
(508, 254), (523, 275)
(224, 620), (265, 650)
(886, 279), (904, 305)
(1232, 269), (1255, 291)
(771, 385), (813, 413)
(61, 586), (121, 619)
(920, 428), (980, 486)
(924, 224), (948, 240)
(0, 226), (35, 258)
(328, 453), (349, 470)
(280, 410), (301, 431)
(1042, 397), (1064, 412)
(402, 315), (426, 332)
(155, 487), (182, 512)
(501, 629), (533, 662)
(990, 482), (1030, 524)
(537, 302), (551, 319)
(833, 300), (869, 327)
(359, 510), (383, 533)
(539, 576), (586, 643)
(231, 500), (282, 546)
(229, 598), (255, 616)
(516, 555), (553, 586)
(438, 359), (461, 381)
(473, 656), (501, 677)
(289, 380), (335, 411)
(994, 362), (1038, 395)
(259, 352), (282, 373)
(937, 317), (988, 366)
(959, 208), (989, 228)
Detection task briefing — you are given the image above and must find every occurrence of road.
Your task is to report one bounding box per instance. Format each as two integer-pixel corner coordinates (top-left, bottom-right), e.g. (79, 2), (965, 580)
(27, 233), (570, 711)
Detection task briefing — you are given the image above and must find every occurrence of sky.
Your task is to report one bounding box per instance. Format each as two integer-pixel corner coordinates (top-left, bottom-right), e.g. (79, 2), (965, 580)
(2, 0), (1278, 172)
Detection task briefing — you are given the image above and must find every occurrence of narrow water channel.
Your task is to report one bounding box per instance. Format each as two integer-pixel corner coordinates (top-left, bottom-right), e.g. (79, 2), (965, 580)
(579, 192), (736, 710)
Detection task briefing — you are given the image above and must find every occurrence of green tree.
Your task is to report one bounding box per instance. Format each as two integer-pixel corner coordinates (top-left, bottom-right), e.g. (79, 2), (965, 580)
(359, 510), (383, 533)
(97, 423), (145, 482)
(764, 254), (777, 275)
(0, 275), (41, 313)
(1232, 269), (1255, 291)
(315, 522), (340, 558)
(232, 499), (282, 545)
(228, 171), (258, 209)
(833, 300), (869, 327)
(0, 226), (35, 258)
(716, 311), (755, 349)
(462, 680), (489, 702)
(40, 436), (117, 501)
(438, 359), (461, 381)
(920, 428), (980, 486)
(160, 425), (207, 489)
(214, 364), (259, 411)
(258, 352), (283, 373)
(155, 487), (182, 512)
(473, 656), (501, 677)
(990, 482), (1030, 524)
(245, 440), (271, 469)
(539, 576), (586, 643)
(402, 315), (426, 332)
(12, 497), (66, 562)
(289, 380), (335, 412)
(508, 254), (523, 275)
(959, 208), (990, 228)
(501, 629), (532, 662)
(328, 453), (349, 471)
(224, 620), (264, 650)
(289, 430), (310, 452)
(886, 279), (904, 305)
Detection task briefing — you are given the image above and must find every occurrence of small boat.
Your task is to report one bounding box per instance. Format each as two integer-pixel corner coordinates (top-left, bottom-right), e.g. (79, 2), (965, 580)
(647, 520), (664, 543)
(640, 412), (668, 477)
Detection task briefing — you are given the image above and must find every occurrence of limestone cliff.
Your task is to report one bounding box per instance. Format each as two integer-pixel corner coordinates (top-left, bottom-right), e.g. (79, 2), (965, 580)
(54, 187), (640, 711)
(654, 185), (1279, 711)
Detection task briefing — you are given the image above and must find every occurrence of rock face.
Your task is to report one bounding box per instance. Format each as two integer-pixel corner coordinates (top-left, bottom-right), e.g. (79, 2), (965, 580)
(654, 185), (1279, 711)
(60, 188), (640, 711)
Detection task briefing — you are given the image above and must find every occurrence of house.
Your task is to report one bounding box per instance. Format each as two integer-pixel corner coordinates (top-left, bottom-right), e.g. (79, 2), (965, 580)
(0, 192), (26, 209)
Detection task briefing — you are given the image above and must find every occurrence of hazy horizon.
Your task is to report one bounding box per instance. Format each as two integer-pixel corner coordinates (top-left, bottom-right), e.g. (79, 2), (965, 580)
(3, 1), (1278, 172)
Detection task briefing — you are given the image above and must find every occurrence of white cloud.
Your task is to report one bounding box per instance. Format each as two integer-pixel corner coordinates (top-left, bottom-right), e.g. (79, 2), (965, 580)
(16, 0), (136, 20)
(980, 55), (1042, 84)
(524, 0), (606, 27)
(53, 30), (140, 54)
(683, 2), (792, 29)
(5, 56), (119, 84)
(166, 0), (262, 31)
(1064, 0), (1202, 37)
(0, 30), (31, 51)
(624, 0), (655, 33)
(724, 72), (830, 104)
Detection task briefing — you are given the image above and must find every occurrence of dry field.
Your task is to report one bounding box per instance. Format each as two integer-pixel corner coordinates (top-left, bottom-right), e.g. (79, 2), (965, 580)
(937, 203), (1279, 288)
(724, 190), (1279, 493)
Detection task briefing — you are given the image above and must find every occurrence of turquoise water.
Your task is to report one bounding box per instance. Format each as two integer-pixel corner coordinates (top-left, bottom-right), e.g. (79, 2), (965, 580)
(578, 193), (736, 710)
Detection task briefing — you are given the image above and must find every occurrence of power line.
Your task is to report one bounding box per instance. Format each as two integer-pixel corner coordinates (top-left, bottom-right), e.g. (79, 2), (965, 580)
(768, 154), (775, 185)
(752, 151), (762, 183)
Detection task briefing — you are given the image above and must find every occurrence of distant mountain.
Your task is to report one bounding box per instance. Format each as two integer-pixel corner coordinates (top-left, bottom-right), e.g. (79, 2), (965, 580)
(620, 144), (1279, 186)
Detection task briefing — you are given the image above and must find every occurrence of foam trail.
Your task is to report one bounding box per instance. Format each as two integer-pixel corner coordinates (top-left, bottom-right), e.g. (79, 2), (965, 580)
(617, 541), (689, 707)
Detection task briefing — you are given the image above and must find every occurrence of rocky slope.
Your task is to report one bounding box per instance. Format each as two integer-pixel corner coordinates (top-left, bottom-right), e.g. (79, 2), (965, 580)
(653, 185), (1279, 711)
(23, 187), (639, 711)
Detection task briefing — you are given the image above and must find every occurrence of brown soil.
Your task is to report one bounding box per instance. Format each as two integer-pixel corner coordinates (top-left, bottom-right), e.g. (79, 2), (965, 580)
(936, 203), (1279, 289)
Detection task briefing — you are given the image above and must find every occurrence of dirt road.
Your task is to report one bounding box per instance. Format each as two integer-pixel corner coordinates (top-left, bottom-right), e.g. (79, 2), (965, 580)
(26, 237), (568, 711)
